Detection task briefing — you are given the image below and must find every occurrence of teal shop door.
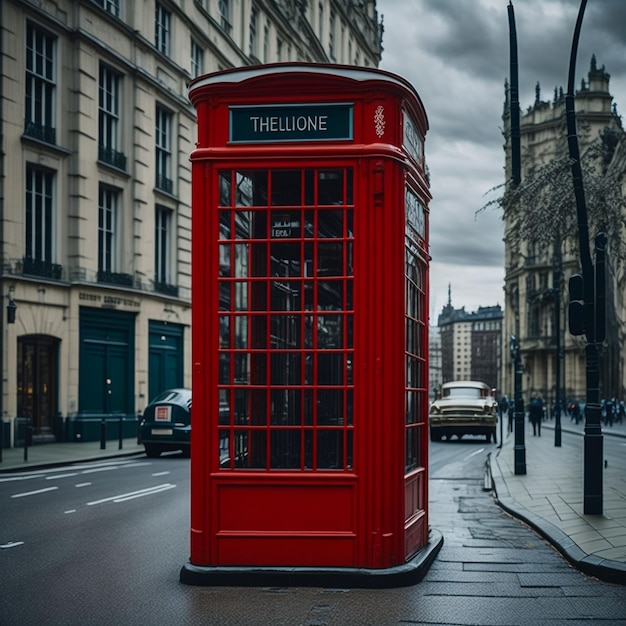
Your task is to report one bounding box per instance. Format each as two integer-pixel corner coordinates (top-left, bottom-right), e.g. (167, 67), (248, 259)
(148, 321), (184, 401)
(79, 308), (136, 414)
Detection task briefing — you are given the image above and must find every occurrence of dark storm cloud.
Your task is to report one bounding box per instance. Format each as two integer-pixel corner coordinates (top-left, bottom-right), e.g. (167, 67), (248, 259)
(377, 0), (626, 315)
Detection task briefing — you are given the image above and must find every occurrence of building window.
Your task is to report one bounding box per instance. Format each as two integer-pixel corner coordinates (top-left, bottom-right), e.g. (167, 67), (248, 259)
(93, 0), (120, 17)
(191, 40), (204, 78)
(155, 206), (171, 283)
(99, 65), (126, 170)
(98, 185), (119, 274)
(276, 38), (283, 61)
(25, 165), (61, 279)
(156, 106), (173, 194)
(263, 24), (269, 63)
(318, 2), (324, 42)
(25, 23), (56, 144)
(249, 6), (258, 57)
(219, 0), (232, 36)
(329, 11), (336, 61)
(155, 3), (171, 56)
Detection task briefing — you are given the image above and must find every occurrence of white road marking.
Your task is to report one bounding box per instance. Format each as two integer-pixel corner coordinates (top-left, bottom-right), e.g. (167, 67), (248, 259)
(465, 448), (485, 459)
(75, 482), (92, 488)
(113, 484), (176, 502)
(64, 510), (77, 514)
(81, 466), (118, 474)
(46, 473), (78, 480)
(0, 542), (25, 549)
(151, 471), (170, 477)
(86, 483), (176, 506)
(0, 474), (43, 483)
(11, 486), (58, 498)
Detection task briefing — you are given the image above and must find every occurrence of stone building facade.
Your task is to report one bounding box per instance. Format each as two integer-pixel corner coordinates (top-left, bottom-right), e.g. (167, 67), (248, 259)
(501, 57), (626, 409)
(438, 287), (503, 393)
(0, 0), (382, 445)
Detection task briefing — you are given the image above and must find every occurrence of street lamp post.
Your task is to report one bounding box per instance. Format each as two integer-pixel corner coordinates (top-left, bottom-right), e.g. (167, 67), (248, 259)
(553, 258), (562, 447)
(510, 335), (526, 475)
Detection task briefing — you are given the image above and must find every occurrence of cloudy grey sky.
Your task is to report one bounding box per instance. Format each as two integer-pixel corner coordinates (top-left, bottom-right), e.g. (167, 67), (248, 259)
(376, 0), (626, 321)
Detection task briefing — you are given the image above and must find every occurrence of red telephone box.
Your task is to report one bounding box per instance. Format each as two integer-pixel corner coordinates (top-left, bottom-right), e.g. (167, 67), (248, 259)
(182, 63), (440, 587)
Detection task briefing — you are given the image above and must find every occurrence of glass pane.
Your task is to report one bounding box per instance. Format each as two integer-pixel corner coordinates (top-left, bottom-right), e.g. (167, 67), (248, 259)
(304, 389), (314, 424)
(271, 430), (300, 468)
(270, 388), (301, 425)
(220, 210), (231, 238)
(318, 169), (343, 205)
(346, 314), (353, 347)
(270, 351), (301, 385)
(234, 244), (249, 277)
(234, 315), (248, 348)
(234, 352), (250, 383)
(304, 429), (313, 468)
(244, 430), (266, 468)
(318, 281), (343, 311)
(234, 210), (253, 238)
(406, 390), (417, 424)
(317, 314), (342, 348)
(317, 389), (343, 425)
(250, 353), (267, 385)
(318, 242), (342, 276)
(219, 172), (231, 206)
(218, 244), (231, 276)
(317, 210), (343, 237)
(271, 314), (301, 348)
(234, 281), (249, 311)
(250, 389), (267, 424)
(271, 210), (301, 239)
(346, 169), (353, 206)
(236, 171), (268, 206)
(218, 353), (230, 384)
(318, 353), (344, 385)
(317, 430), (342, 469)
(250, 242), (267, 277)
(218, 429), (230, 466)
(405, 426), (419, 472)
(271, 241), (301, 276)
(270, 281), (300, 312)
(219, 315), (230, 347)
(271, 170), (301, 206)
(346, 389), (353, 425)
(304, 170), (315, 206)
(234, 389), (249, 424)
(250, 315), (267, 350)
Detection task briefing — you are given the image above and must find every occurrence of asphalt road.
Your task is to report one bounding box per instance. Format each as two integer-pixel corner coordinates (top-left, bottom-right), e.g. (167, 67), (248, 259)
(1, 443), (625, 625)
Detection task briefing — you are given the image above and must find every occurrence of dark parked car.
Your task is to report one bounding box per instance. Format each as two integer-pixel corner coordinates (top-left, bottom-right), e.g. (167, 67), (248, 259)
(139, 388), (191, 457)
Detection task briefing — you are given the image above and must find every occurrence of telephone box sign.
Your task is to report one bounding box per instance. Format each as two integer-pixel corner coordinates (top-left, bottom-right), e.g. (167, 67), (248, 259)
(229, 103), (353, 143)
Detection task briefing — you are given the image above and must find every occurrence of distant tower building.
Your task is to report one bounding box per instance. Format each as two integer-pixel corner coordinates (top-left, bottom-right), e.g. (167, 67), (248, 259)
(429, 325), (442, 400)
(438, 285), (503, 391)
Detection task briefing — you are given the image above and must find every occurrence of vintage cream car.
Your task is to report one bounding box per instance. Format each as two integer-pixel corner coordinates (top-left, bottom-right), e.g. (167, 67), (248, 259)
(429, 381), (498, 443)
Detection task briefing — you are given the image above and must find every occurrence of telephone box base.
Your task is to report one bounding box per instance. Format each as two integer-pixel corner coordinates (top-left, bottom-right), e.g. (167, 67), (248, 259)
(179, 529), (443, 589)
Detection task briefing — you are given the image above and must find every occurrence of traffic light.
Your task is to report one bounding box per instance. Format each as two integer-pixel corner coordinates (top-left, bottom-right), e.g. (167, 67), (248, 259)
(568, 273), (585, 336)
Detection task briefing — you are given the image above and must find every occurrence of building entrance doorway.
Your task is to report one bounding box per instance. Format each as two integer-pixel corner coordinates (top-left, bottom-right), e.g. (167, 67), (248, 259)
(17, 335), (59, 441)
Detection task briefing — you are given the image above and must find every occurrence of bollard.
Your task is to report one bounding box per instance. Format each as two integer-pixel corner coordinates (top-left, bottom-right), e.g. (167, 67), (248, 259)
(24, 422), (33, 462)
(100, 417), (106, 450)
(137, 411), (142, 444)
(118, 414), (123, 450)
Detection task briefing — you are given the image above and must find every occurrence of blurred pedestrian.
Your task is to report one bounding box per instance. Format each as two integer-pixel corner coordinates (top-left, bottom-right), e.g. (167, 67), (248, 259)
(529, 395), (543, 436)
(499, 395), (510, 433)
